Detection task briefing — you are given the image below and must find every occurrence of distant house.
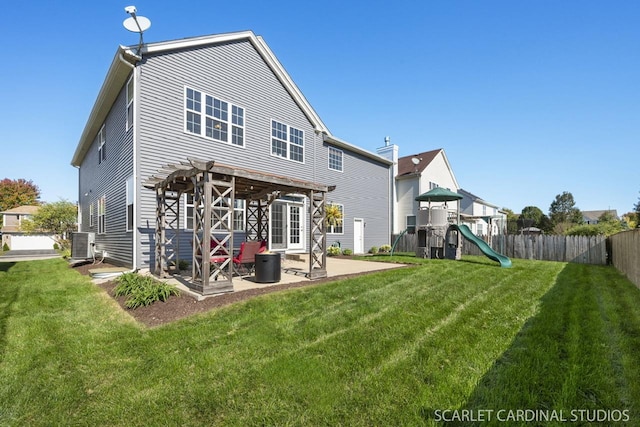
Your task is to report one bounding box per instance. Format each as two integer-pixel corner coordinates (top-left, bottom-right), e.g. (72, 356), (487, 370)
(71, 30), (392, 281)
(458, 189), (507, 236)
(0, 205), (56, 250)
(582, 210), (618, 225)
(377, 145), (459, 234)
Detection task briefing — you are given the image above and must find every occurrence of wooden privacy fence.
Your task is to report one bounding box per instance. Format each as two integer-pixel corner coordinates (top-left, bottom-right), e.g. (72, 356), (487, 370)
(391, 233), (608, 265)
(609, 229), (640, 288)
(465, 234), (608, 265)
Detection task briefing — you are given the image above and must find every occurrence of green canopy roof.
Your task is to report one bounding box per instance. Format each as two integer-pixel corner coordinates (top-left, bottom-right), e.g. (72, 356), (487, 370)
(415, 187), (463, 202)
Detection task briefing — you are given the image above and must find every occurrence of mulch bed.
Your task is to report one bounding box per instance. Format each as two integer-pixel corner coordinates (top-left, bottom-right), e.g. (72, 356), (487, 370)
(70, 260), (368, 328)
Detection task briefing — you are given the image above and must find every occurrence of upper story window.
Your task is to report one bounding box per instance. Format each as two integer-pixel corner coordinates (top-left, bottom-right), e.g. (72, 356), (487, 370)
(98, 125), (106, 164)
(126, 76), (134, 131)
(429, 181), (438, 190)
(328, 147), (343, 172)
(185, 87), (244, 147)
(271, 120), (304, 163)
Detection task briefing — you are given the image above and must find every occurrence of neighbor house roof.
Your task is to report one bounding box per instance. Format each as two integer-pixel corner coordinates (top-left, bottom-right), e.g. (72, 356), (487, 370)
(0, 205), (40, 215)
(582, 209), (618, 222)
(71, 30), (389, 168)
(397, 149), (442, 177)
(459, 188), (501, 210)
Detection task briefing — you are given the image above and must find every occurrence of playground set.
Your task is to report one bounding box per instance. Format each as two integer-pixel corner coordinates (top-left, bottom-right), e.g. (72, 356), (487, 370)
(408, 187), (511, 268)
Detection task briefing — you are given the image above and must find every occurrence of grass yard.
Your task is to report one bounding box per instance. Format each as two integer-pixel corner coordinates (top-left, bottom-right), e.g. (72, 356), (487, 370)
(1, 257), (639, 426)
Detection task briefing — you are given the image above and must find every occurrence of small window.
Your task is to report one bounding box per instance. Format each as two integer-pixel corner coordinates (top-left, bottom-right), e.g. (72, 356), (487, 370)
(89, 202), (94, 227)
(271, 120), (304, 163)
(328, 147), (343, 172)
(126, 76), (134, 130)
(184, 194), (194, 229)
(327, 203), (344, 234)
(98, 196), (106, 234)
(126, 176), (134, 231)
(429, 181), (438, 190)
(98, 125), (106, 164)
(406, 215), (416, 233)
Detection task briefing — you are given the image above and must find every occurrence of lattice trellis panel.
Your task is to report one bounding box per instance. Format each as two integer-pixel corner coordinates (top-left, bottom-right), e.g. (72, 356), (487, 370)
(308, 190), (327, 279)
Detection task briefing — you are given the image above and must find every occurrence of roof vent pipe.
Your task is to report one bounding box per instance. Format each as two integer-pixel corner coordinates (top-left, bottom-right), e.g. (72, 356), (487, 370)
(384, 136), (390, 146)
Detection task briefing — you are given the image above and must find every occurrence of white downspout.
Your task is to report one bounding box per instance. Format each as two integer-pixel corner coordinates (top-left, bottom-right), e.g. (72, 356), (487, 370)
(119, 52), (139, 269)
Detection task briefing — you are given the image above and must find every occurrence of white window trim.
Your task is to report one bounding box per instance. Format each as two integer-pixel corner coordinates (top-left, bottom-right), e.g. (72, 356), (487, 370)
(327, 203), (344, 235)
(270, 119), (305, 164)
(89, 202), (94, 227)
(328, 146), (343, 172)
(126, 176), (134, 232)
(98, 125), (106, 164)
(126, 76), (134, 131)
(183, 86), (245, 147)
(98, 196), (106, 235)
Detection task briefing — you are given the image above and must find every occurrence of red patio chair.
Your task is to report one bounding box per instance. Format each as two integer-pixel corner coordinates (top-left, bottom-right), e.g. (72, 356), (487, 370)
(211, 240), (266, 279)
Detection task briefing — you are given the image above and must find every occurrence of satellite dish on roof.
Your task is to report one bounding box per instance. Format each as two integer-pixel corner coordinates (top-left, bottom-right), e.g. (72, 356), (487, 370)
(122, 5), (151, 55)
(123, 15), (151, 33)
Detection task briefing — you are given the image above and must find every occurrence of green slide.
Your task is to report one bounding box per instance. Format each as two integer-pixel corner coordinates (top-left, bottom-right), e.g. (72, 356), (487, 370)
(450, 224), (512, 268)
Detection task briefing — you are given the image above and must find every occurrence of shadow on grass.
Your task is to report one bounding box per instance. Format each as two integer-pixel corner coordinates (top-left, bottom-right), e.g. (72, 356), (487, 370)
(0, 262), (16, 272)
(424, 263), (637, 426)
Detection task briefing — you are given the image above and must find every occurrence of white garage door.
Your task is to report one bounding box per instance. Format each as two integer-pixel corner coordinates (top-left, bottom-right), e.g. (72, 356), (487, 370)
(10, 235), (56, 250)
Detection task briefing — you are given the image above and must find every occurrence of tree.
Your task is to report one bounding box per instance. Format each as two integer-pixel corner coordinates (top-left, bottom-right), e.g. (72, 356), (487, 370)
(20, 200), (77, 250)
(634, 191), (640, 217)
(549, 191), (582, 233)
(0, 179), (41, 225)
(519, 206), (544, 227)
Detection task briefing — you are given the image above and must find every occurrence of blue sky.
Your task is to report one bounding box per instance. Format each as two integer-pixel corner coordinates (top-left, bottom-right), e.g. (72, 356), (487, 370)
(1, 1), (638, 216)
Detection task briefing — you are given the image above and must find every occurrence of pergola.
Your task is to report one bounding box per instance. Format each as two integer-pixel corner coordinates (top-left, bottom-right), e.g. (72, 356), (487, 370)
(143, 158), (333, 295)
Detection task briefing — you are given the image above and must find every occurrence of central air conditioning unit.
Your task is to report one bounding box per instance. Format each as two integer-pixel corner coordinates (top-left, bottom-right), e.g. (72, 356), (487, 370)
(71, 232), (95, 259)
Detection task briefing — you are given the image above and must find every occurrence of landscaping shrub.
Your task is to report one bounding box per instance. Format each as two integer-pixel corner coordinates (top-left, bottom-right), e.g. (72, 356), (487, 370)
(114, 272), (180, 309)
(368, 246), (379, 254)
(342, 248), (353, 256)
(378, 244), (392, 253)
(327, 246), (342, 256)
(2, 243), (9, 252)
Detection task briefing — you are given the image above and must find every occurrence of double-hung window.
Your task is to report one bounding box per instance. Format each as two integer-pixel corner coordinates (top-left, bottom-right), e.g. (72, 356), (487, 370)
(271, 120), (304, 163)
(327, 203), (344, 234)
(98, 196), (106, 234)
(89, 202), (94, 227)
(183, 195), (245, 231)
(185, 87), (244, 146)
(328, 146), (343, 171)
(98, 125), (106, 164)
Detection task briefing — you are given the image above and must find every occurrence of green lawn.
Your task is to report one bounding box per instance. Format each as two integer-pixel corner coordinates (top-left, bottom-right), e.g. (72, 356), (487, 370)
(1, 257), (639, 426)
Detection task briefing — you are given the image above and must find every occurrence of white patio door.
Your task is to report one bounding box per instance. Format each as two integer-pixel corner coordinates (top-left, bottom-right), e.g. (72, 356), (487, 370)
(354, 218), (365, 254)
(271, 200), (304, 251)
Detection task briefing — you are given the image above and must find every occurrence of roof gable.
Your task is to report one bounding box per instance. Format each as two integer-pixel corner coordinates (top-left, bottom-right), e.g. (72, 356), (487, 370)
(397, 149), (441, 176)
(71, 31), (330, 167)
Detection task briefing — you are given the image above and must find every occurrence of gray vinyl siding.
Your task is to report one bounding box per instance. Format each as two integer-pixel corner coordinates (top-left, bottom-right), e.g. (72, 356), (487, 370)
(78, 79), (134, 266)
(127, 39), (389, 266)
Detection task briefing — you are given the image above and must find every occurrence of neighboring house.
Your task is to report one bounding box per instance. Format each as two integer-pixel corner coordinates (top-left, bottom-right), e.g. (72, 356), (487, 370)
(377, 146), (459, 234)
(458, 189), (507, 237)
(71, 31), (392, 272)
(0, 205), (56, 250)
(583, 210), (618, 225)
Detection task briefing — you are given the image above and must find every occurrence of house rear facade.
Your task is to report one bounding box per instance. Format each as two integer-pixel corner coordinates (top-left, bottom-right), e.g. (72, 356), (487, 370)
(71, 31), (392, 269)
